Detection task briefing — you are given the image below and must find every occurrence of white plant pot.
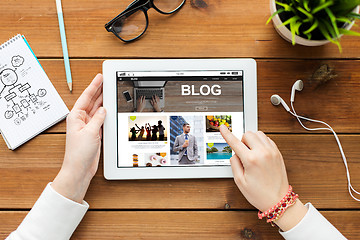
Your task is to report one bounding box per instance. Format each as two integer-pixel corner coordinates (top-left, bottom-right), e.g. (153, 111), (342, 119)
(269, 0), (360, 46)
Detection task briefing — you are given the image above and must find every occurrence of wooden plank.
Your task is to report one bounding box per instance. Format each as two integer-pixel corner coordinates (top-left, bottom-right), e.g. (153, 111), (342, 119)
(1, 0), (360, 59)
(31, 59), (360, 133)
(1, 211), (359, 239)
(1, 134), (360, 209)
(257, 59), (360, 133)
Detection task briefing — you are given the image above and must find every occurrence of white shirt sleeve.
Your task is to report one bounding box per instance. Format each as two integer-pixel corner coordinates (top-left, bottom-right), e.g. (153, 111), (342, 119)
(279, 202), (346, 240)
(6, 182), (89, 240)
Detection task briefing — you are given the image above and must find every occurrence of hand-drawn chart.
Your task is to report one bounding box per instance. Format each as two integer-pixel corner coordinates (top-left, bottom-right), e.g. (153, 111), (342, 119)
(0, 55), (49, 125)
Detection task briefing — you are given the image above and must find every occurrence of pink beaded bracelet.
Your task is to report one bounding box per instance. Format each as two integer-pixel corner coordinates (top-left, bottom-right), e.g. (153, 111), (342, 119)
(258, 185), (299, 226)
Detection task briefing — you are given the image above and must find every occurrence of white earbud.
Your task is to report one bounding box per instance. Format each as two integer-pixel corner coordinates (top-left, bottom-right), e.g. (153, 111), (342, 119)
(290, 80), (304, 102)
(270, 94), (290, 112)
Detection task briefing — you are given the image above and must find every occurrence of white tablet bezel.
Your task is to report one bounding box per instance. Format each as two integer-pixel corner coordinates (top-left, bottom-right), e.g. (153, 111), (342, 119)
(103, 59), (257, 180)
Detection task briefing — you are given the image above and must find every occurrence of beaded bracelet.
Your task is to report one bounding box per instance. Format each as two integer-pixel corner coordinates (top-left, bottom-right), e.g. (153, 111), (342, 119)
(258, 185), (299, 226)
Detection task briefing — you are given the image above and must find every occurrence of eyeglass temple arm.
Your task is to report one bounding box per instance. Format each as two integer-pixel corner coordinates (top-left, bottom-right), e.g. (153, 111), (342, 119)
(105, 8), (129, 29)
(126, 0), (141, 10)
(105, 0), (144, 29)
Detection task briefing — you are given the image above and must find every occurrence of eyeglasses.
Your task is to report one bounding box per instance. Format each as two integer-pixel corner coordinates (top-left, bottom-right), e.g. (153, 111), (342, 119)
(105, 0), (186, 42)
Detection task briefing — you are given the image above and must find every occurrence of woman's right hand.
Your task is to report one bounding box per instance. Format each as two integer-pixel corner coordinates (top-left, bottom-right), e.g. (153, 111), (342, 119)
(137, 96), (146, 112)
(151, 95), (162, 112)
(220, 125), (289, 212)
(220, 125), (307, 231)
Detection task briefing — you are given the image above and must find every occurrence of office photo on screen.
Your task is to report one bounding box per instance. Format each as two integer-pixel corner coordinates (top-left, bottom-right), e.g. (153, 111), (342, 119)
(169, 115), (205, 166)
(117, 71), (243, 113)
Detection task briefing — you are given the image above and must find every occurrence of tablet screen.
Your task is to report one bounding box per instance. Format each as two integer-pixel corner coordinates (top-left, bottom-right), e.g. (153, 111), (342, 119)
(116, 70), (244, 168)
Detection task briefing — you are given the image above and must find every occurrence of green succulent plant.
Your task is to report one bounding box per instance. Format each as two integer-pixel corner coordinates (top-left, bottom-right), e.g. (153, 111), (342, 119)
(267, 0), (360, 51)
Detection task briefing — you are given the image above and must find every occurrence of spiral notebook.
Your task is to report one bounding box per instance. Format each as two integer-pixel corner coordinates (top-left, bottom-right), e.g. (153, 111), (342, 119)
(0, 34), (69, 150)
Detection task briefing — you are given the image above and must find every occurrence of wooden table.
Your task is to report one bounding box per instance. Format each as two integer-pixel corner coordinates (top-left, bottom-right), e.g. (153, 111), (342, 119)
(1, 0), (360, 239)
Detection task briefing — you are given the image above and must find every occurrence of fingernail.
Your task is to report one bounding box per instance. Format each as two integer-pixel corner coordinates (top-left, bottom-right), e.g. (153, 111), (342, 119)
(220, 125), (227, 131)
(98, 107), (106, 115)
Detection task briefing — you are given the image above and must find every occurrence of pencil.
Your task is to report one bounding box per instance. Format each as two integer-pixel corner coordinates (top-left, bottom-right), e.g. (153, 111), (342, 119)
(55, 0), (72, 92)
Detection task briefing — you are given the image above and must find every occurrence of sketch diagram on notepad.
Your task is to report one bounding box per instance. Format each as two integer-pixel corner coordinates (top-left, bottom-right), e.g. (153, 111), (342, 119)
(0, 55), (49, 126)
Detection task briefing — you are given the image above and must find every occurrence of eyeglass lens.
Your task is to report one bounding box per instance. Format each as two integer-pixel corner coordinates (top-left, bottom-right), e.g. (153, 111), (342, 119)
(114, 10), (147, 41)
(113, 0), (185, 41)
(153, 0), (185, 13)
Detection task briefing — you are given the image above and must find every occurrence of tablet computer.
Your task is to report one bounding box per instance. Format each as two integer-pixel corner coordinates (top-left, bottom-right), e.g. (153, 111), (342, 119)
(103, 59), (257, 180)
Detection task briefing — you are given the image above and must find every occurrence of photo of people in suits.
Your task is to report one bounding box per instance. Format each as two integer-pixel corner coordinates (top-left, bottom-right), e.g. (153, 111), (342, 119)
(128, 116), (167, 141)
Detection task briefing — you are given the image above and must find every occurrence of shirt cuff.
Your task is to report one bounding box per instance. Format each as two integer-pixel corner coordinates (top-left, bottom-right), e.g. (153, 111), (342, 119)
(279, 202), (346, 240)
(9, 182), (89, 240)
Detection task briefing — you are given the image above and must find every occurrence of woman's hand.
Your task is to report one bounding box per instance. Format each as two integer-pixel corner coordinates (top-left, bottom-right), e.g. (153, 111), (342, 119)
(151, 95), (162, 112)
(137, 96), (146, 112)
(220, 126), (289, 212)
(220, 125), (307, 231)
(52, 73), (106, 203)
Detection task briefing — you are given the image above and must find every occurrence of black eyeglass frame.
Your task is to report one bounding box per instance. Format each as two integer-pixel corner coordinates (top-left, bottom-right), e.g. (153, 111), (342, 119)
(105, 0), (186, 42)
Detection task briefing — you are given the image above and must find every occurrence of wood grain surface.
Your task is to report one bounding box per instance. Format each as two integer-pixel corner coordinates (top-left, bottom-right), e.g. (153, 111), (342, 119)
(1, 211), (359, 239)
(1, 0), (360, 239)
(0, 0), (360, 58)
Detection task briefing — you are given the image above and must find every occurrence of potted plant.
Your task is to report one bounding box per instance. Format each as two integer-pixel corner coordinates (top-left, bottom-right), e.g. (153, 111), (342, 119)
(267, 0), (360, 51)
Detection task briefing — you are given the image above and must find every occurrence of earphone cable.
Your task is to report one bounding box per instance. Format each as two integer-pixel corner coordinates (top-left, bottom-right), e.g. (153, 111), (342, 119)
(290, 102), (360, 202)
